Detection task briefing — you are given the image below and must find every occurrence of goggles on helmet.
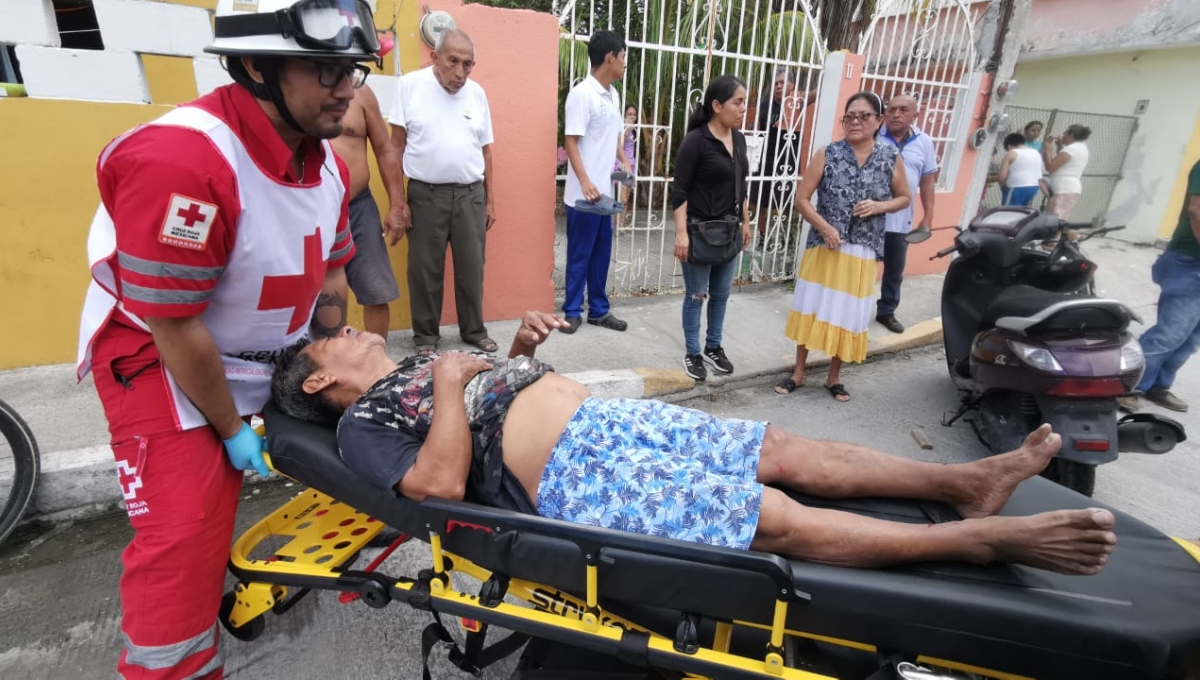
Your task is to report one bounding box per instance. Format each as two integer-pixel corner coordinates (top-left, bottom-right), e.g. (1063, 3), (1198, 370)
(215, 0), (380, 54)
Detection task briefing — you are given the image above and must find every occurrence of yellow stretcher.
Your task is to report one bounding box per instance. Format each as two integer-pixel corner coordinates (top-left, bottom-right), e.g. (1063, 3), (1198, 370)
(221, 403), (1200, 679)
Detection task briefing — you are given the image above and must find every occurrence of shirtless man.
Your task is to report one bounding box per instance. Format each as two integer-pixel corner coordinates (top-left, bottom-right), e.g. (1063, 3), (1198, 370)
(271, 313), (1118, 576)
(330, 84), (406, 337)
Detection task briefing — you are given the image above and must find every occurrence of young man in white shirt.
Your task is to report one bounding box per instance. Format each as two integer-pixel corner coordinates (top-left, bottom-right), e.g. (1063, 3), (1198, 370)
(388, 29), (498, 355)
(560, 30), (632, 334)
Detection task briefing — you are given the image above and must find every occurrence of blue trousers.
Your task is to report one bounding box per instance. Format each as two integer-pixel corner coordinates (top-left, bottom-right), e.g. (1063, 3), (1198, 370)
(877, 231), (907, 317)
(681, 257), (737, 356)
(1136, 249), (1200, 392)
(563, 206), (613, 319)
(1002, 185), (1039, 207)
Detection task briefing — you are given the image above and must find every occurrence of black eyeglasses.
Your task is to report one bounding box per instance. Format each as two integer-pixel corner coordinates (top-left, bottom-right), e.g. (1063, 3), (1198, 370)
(842, 112), (878, 124)
(313, 61), (370, 89)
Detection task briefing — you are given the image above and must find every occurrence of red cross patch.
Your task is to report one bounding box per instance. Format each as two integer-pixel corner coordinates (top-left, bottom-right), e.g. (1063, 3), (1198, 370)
(159, 194), (218, 251)
(258, 229), (326, 334)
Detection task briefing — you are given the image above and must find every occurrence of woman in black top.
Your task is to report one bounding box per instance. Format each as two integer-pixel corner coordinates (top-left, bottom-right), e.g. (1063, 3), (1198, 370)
(671, 75), (751, 381)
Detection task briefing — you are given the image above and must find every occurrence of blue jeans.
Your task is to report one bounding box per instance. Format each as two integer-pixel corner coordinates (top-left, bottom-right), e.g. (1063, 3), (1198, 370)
(1136, 249), (1200, 392)
(877, 231), (907, 317)
(681, 257), (737, 356)
(563, 207), (613, 319)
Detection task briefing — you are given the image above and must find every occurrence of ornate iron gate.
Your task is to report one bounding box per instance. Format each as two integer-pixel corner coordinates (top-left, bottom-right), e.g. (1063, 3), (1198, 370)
(858, 0), (985, 191)
(554, 0), (827, 296)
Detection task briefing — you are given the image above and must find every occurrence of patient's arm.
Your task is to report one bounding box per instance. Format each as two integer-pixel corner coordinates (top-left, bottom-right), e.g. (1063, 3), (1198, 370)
(509, 311), (567, 359)
(398, 353), (493, 502)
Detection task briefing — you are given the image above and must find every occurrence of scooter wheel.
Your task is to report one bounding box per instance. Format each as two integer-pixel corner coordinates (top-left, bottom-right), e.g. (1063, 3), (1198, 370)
(1040, 458), (1096, 497)
(219, 591), (267, 642)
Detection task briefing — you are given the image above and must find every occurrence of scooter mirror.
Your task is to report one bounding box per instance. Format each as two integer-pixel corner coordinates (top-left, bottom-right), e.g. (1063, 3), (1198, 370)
(905, 225), (932, 244)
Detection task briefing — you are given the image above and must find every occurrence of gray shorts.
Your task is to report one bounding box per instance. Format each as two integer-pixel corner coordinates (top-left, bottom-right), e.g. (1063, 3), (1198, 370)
(344, 189), (400, 305)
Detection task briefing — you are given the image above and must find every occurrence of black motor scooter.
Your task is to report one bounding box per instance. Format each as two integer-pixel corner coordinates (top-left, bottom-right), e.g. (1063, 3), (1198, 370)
(908, 207), (1185, 496)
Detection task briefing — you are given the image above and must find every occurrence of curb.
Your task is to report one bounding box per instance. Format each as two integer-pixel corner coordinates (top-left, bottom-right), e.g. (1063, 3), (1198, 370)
(28, 320), (942, 525)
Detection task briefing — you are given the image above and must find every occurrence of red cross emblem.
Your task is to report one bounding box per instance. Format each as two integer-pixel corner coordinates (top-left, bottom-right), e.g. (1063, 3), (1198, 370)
(116, 459), (142, 501)
(258, 229), (326, 334)
(176, 202), (208, 227)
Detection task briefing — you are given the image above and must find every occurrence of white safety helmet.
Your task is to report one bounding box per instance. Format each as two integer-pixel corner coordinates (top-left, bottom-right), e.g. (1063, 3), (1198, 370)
(206, 0), (379, 61)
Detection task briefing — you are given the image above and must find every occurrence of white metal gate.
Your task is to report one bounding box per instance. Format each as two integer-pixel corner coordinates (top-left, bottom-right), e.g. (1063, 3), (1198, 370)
(554, 0), (827, 297)
(858, 0), (984, 191)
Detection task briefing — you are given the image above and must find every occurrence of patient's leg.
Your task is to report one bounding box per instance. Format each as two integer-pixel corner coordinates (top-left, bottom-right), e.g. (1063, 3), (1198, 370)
(750, 487), (1117, 575)
(756, 424), (1060, 519)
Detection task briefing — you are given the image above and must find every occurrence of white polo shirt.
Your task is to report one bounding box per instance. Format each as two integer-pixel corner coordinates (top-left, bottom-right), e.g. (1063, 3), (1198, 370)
(563, 74), (623, 206)
(388, 67), (493, 184)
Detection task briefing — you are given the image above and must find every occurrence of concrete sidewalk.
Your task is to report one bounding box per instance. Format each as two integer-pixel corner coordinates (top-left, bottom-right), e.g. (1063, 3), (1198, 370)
(0, 238), (1162, 522)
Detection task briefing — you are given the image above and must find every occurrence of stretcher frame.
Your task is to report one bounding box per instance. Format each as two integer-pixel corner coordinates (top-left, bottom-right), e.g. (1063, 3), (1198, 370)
(224, 481), (1076, 680)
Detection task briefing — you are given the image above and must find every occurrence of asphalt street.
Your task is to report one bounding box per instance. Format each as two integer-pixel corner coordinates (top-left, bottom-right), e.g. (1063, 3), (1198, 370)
(1, 344), (1198, 679)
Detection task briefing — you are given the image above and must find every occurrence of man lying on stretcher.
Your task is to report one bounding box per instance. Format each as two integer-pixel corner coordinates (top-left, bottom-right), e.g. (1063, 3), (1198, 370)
(271, 311), (1117, 575)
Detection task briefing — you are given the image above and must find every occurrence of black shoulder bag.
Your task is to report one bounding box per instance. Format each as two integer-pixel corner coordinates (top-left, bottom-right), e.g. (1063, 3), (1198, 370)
(687, 139), (743, 265)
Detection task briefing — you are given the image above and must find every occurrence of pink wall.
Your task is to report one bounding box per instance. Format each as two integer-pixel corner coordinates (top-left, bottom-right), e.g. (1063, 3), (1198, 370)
(418, 0), (559, 325)
(904, 72), (990, 276)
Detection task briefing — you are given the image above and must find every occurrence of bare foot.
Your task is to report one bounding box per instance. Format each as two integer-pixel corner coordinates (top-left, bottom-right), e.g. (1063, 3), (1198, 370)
(953, 423), (1061, 519)
(981, 508), (1117, 575)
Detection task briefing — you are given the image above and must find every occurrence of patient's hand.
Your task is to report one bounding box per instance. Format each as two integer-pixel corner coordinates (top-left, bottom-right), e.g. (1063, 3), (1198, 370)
(433, 352), (493, 388)
(517, 311), (567, 347)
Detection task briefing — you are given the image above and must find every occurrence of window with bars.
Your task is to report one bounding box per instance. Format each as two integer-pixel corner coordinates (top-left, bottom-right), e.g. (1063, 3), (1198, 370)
(53, 0), (105, 51)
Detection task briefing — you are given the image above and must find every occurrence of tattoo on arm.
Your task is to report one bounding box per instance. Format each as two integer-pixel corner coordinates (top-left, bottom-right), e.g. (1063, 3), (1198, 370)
(311, 292), (347, 337)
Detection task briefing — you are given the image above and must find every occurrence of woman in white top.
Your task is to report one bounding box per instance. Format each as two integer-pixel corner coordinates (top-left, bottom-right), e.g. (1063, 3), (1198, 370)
(998, 133), (1044, 207)
(1042, 124), (1091, 219)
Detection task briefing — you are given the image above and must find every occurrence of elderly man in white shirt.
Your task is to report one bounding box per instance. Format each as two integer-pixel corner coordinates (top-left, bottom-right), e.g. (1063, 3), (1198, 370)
(388, 29), (497, 355)
(559, 29), (633, 335)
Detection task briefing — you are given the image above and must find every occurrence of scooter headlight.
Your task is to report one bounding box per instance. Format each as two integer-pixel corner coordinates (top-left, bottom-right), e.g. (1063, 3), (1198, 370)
(1009, 340), (1064, 372)
(1120, 338), (1145, 372)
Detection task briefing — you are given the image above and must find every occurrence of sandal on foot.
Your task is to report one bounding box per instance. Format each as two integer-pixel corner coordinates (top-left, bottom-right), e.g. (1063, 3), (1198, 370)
(825, 383), (851, 402)
(416, 347), (437, 357)
(468, 337), (498, 353)
(774, 377), (804, 395)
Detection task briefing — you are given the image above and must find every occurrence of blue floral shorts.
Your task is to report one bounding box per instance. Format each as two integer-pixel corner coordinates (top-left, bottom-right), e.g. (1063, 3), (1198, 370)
(535, 398), (767, 550)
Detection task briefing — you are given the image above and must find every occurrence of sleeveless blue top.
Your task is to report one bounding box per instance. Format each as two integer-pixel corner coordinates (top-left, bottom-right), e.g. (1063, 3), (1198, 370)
(806, 139), (898, 259)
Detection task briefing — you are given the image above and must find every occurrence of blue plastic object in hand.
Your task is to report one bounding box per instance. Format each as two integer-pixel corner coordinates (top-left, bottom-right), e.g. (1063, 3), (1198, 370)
(222, 421), (270, 477)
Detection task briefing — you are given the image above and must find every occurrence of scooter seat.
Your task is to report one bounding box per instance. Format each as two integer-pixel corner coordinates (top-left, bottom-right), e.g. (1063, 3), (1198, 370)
(981, 285), (1131, 335)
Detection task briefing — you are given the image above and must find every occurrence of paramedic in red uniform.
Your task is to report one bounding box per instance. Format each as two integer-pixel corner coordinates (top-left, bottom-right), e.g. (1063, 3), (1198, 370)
(74, 1), (379, 677)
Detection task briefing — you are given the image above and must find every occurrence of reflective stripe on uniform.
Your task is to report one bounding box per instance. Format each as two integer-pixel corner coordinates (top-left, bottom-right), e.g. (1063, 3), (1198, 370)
(118, 252), (225, 281)
(122, 623), (218, 671)
(120, 281), (213, 306)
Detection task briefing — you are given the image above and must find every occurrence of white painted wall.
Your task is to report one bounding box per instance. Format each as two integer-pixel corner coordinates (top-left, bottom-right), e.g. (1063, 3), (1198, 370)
(93, 0), (213, 57)
(15, 46), (149, 103)
(0, 0), (60, 47)
(1012, 47), (1200, 243)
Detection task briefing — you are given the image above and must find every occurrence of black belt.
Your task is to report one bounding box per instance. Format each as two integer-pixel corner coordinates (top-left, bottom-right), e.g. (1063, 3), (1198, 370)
(408, 178), (482, 190)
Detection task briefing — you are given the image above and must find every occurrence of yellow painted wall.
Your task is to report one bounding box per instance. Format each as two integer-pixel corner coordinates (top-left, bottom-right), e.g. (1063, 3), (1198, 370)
(0, 0), (420, 370)
(1157, 108), (1200, 240)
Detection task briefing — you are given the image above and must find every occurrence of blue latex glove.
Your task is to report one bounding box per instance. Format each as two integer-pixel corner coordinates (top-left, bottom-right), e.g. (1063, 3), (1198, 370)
(222, 421), (270, 477)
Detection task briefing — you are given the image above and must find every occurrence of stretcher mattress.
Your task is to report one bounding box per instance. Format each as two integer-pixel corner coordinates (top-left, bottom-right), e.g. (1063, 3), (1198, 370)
(263, 402), (1200, 680)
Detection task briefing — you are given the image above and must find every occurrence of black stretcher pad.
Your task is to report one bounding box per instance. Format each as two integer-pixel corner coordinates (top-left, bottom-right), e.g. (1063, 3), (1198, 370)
(263, 403), (1200, 680)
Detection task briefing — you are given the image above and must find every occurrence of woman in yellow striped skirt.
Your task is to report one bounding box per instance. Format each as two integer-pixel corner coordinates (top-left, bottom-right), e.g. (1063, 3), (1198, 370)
(775, 92), (910, 402)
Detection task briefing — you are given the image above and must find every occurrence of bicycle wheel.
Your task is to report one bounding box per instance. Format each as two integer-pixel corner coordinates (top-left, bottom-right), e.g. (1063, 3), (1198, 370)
(0, 397), (40, 545)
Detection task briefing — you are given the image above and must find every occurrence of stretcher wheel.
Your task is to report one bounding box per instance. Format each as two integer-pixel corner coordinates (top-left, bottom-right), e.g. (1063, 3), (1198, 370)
(358, 578), (391, 609)
(219, 591), (266, 642)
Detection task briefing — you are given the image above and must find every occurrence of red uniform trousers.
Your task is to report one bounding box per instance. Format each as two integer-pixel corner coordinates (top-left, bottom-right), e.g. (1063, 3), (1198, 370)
(90, 318), (243, 680)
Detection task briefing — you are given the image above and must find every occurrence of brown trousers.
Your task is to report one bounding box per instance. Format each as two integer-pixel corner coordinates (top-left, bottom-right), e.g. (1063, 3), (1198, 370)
(406, 179), (488, 347)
